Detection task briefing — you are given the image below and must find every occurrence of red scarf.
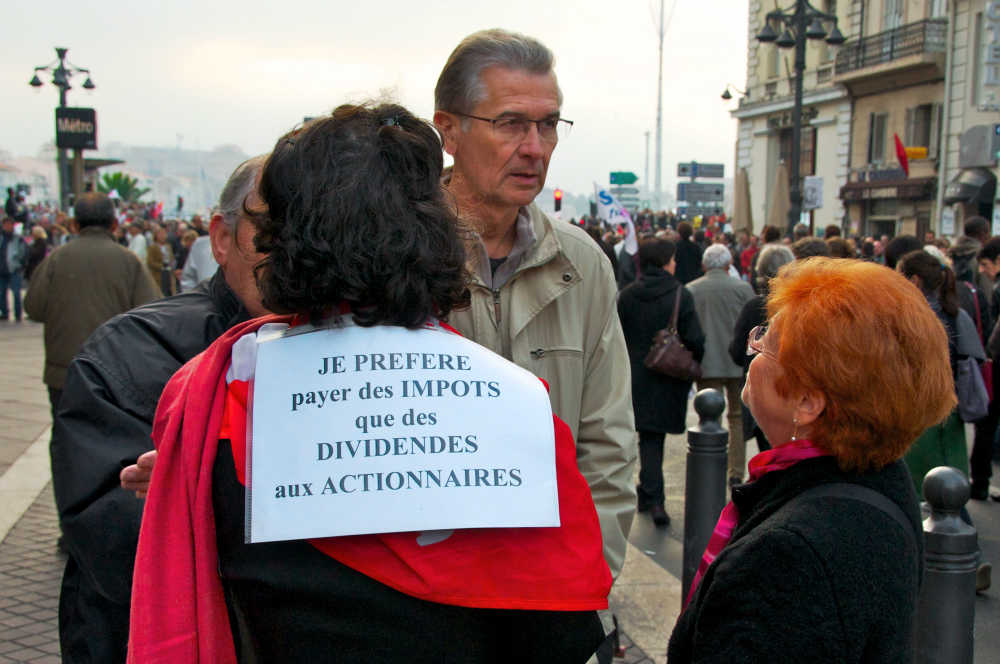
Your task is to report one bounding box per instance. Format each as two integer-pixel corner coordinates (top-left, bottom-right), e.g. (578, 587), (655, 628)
(129, 316), (611, 664)
(684, 438), (831, 609)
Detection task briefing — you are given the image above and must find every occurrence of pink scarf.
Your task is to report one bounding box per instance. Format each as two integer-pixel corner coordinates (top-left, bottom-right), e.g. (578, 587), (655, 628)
(684, 438), (831, 609)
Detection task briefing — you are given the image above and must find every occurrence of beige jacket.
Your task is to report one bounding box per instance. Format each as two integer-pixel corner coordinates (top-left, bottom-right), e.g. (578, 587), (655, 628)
(448, 203), (637, 579)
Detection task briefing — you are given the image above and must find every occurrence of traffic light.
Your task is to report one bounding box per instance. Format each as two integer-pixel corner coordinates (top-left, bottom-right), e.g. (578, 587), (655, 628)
(554, 188), (563, 212)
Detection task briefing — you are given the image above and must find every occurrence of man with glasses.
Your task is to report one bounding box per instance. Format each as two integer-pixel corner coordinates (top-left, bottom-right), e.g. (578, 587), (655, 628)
(434, 29), (636, 658)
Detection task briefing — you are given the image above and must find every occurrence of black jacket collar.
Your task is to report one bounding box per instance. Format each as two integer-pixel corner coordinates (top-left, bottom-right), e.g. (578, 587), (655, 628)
(207, 268), (250, 328)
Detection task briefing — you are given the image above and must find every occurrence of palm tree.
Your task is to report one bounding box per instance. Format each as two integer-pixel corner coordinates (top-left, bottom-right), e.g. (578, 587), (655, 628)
(97, 172), (150, 203)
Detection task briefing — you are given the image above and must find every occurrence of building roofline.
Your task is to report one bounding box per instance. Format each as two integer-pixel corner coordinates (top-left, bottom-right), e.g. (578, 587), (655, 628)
(730, 85), (850, 119)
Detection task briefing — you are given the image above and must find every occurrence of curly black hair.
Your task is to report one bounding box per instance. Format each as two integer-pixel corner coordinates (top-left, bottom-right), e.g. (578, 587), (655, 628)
(248, 103), (471, 328)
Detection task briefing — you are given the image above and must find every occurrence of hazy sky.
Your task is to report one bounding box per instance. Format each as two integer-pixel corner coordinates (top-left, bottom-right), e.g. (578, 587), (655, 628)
(2, 0), (748, 200)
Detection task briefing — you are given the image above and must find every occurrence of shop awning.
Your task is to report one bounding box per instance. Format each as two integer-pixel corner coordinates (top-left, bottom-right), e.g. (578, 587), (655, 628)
(840, 177), (936, 201)
(943, 168), (996, 205)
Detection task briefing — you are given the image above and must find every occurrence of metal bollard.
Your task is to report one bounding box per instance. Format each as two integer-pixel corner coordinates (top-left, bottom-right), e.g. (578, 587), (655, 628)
(681, 389), (729, 607)
(916, 467), (978, 664)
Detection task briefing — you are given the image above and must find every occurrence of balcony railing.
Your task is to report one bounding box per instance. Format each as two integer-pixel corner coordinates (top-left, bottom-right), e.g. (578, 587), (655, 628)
(835, 18), (947, 75)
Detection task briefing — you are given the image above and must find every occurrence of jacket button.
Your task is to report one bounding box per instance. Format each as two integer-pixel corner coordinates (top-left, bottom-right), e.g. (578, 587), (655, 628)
(562, 272), (572, 282)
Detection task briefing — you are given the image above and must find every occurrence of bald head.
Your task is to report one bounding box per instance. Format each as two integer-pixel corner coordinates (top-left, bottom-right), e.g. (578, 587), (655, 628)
(76, 193), (116, 229)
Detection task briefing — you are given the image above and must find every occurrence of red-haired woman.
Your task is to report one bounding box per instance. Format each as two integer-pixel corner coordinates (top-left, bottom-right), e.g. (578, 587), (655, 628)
(668, 257), (955, 663)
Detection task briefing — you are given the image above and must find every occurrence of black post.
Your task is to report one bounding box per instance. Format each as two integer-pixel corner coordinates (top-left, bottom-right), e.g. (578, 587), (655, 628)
(57, 73), (70, 213)
(681, 389), (729, 607)
(787, 2), (807, 240)
(917, 467), (977, 664)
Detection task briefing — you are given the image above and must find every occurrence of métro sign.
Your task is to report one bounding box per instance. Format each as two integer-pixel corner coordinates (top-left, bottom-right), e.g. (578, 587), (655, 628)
(677, 162), (724, 179)
(677, 182), (724, 202)
(55, 108), (97, 150)
(610, 171), (638, 185)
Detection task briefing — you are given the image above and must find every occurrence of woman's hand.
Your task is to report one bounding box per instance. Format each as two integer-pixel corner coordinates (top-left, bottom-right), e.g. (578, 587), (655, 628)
(120, 450), (157, 498)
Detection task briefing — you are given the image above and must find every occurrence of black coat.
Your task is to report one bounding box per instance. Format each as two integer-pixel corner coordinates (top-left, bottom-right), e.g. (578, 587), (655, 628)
(55, 269), (251, 664)
(617, 268), (705, 434)
(668, 457), (923, 664)
(674, 238), (704, 285)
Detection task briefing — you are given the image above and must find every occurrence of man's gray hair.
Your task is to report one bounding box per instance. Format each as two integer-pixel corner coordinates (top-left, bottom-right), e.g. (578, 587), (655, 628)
(756, 244), (795, 290)
(702, 244), (733, 271)
(435, 29), (563, 124)
(215, 155), (267, 228)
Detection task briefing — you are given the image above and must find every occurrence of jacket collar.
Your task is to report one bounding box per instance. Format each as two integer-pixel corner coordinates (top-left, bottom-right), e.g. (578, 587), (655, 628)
(465, 202), (581, 340)
(207, 268), (252, 327)
(79, 226), (116, 240)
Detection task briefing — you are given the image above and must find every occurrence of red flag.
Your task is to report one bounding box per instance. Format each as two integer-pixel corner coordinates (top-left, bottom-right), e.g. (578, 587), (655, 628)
(894, 134), (909, 177)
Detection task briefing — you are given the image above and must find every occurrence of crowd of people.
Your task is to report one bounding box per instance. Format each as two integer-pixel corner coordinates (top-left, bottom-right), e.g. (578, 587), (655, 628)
(0, 27), (994, 664)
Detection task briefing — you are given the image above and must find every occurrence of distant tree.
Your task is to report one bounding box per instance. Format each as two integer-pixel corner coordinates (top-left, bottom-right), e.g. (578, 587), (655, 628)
(97, 172), (150, 203)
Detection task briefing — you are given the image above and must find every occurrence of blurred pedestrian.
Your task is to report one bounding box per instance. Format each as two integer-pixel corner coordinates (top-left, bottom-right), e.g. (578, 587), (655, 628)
(749, 225), (781, 292)
(730, 244), (796, 456)
(823, 224), (842, 239)
(883, 235), (922, 270)
(587, 225), (619, 281)
(670, 257), (952, 662)
(24, 226), (48, 283)
(674, 221), (703, 284)
(126, 223), (147, 260)
(146, 226), (176, 296)
(689, 244), (756, 487)
(792, 222), (808, 241)
(618, 239), (705, 527)
(826, 237), (853, 259)
(179, 235), (219, 292)
(897, 249), (992, 591)
(0, 215), (28, 321)
(791, 236), (832, 259)
(950, 216), (993, 300)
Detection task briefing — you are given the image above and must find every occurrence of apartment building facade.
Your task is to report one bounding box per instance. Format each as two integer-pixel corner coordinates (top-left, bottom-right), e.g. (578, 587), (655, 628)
(731, 0), (1000, 239)
(733, 0), (853, 234)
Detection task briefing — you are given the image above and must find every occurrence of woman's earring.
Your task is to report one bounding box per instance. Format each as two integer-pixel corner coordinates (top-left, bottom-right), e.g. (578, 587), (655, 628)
(791, 418), (799, 442)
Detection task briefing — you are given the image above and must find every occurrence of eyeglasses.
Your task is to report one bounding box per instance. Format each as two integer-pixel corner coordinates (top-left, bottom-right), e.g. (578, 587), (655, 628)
(452, 113), (573, 143)
(746, 324), (779, 362)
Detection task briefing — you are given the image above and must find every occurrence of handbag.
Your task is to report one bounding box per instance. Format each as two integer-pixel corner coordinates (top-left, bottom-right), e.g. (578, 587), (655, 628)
(966, 282), (993, 402)
(957, 356), (990, 422)
(643, 286), (703, 381)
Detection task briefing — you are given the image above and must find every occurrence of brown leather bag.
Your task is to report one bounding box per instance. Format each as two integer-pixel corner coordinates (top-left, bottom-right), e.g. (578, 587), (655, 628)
(643, 286), (703, 381)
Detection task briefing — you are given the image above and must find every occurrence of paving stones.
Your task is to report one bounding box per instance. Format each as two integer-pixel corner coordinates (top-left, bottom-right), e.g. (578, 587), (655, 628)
(0, 485), (64, 663)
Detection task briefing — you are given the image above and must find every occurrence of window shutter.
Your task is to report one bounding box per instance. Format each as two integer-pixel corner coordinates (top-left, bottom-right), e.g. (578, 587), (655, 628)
(929, 103), (942, 159)
(905, 108), (915, 148)
(868, 113), (877, 164)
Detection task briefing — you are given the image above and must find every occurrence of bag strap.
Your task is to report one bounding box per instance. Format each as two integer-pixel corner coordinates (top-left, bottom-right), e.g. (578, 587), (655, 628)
(784, 483), (919, 559)
(965, 281), (985, 340)
(669, 286), (682, 332)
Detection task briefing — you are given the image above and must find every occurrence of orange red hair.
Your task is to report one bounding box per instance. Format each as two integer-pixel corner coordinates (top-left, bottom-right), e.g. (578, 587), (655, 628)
(766, 257), (956, 472)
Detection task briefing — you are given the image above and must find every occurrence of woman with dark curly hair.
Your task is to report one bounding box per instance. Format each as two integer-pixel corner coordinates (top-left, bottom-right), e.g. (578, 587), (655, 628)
(127, 103), (610, 664)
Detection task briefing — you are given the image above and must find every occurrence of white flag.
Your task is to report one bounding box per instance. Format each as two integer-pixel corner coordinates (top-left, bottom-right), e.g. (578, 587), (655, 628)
(594, 183), (638, 255)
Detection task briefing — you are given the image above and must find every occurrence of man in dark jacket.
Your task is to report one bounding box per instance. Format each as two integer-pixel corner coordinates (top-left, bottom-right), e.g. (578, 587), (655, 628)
(950, 215), (993, 304)
(55, 157), (267, 664)
(674, 221), (704, 284)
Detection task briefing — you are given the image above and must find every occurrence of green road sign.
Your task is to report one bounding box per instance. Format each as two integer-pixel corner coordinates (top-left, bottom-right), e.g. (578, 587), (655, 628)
(610, 171), (638, 185)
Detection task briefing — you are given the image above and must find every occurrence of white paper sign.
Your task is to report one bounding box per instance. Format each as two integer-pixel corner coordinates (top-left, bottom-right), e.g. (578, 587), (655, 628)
(246, 323), (559, 543)
(942, 206), (956, 236)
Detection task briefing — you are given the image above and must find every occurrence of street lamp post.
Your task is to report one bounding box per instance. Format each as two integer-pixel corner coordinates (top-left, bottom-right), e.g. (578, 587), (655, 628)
(29, 48), (96, 212)
(756, 2), (844, 238)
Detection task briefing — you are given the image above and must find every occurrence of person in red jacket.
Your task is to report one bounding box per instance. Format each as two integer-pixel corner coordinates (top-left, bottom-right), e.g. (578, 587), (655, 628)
(128, 103), (611, 664)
